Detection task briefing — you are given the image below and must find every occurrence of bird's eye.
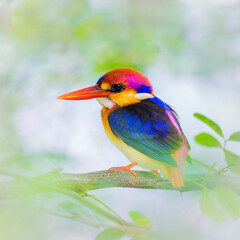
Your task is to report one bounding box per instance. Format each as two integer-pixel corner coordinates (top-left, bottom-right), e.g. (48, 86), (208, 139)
(110, 83), (125, 93)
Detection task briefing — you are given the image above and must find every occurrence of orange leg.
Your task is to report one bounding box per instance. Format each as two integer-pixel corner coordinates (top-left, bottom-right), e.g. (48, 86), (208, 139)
(150, 170), (163, 178)
(108, 163), (138, 178)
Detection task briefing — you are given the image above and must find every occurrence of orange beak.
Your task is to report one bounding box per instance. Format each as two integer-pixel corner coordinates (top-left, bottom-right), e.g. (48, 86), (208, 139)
(58, 84), (112, 100)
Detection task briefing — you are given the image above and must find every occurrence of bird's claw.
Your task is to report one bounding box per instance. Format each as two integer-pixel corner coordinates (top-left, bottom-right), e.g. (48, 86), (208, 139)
(108, 163), (138, 178)
(150, 170), (163, 178)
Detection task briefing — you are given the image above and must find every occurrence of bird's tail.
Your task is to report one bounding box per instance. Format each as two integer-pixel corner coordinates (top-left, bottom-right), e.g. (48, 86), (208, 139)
(165, 166), (184, 188)
(165, 146), (188, 188)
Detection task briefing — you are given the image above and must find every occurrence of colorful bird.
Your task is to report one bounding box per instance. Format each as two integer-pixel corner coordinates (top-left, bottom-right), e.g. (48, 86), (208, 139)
(59, 68), (190, 188)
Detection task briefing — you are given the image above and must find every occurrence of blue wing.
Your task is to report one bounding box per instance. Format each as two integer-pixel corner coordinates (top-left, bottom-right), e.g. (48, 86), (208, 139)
(108, 97), (187, 167)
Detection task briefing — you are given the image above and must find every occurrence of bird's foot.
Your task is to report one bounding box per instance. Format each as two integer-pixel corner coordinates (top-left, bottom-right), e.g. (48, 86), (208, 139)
(108, 163), (138, 178)
(150, 170), (163, 178)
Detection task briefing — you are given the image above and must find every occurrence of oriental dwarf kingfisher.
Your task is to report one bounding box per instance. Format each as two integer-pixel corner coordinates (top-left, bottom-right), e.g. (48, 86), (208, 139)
(58, 68), (190, 188)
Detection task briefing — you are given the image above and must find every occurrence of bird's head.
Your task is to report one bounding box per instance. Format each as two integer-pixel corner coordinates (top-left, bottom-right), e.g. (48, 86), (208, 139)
(58, 68), (154, 108)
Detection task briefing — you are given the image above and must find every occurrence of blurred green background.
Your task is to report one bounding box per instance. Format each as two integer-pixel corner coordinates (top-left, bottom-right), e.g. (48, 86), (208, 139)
(0, 0), (240, 239)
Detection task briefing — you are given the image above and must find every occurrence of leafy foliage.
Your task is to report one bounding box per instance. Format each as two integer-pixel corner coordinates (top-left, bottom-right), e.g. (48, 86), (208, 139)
(129, 211), (151, 229)
(96, 211), (152, 240)
(224, 150), (240, 175)
(194, 113), (224, 138)
(194, 113), (240, 221)
(228, 132), (240, 142)
(96, 228), (126, 240)
(201, 187), (240, 222)
(194, 133), (222, 148)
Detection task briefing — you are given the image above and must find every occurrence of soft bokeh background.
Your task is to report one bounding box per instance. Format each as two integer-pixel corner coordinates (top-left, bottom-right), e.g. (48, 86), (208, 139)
(1, 0), (240, 239)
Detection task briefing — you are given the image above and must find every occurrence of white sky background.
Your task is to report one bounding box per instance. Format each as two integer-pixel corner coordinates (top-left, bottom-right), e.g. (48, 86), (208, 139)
(1, 0), (240, 239)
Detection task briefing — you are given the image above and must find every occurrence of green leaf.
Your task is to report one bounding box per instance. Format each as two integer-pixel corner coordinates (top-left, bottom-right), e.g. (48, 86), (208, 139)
(205, 162), (217, 176)
(228, 131), (240, 142)
(195, 133), (222, 148)
(201, 187), (240, 222)
(129, 211), (151, 228)
(96, 228), (126, 240)
(186, 155), (192, 164)
(60, 201), (78, 213)
(194, 113), (224, 138)
(224, 150), (240, 175)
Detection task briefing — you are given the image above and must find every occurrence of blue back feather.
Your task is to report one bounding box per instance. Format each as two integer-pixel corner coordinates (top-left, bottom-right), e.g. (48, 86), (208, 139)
(108, 97), (187, 167)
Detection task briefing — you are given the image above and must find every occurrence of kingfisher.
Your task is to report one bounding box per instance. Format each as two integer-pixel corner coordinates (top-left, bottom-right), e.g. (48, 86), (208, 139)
(58, 68), (190, 188)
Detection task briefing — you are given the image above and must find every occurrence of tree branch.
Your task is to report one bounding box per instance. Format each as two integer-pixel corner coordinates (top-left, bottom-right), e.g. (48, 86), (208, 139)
(0, 168), (240, 199)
